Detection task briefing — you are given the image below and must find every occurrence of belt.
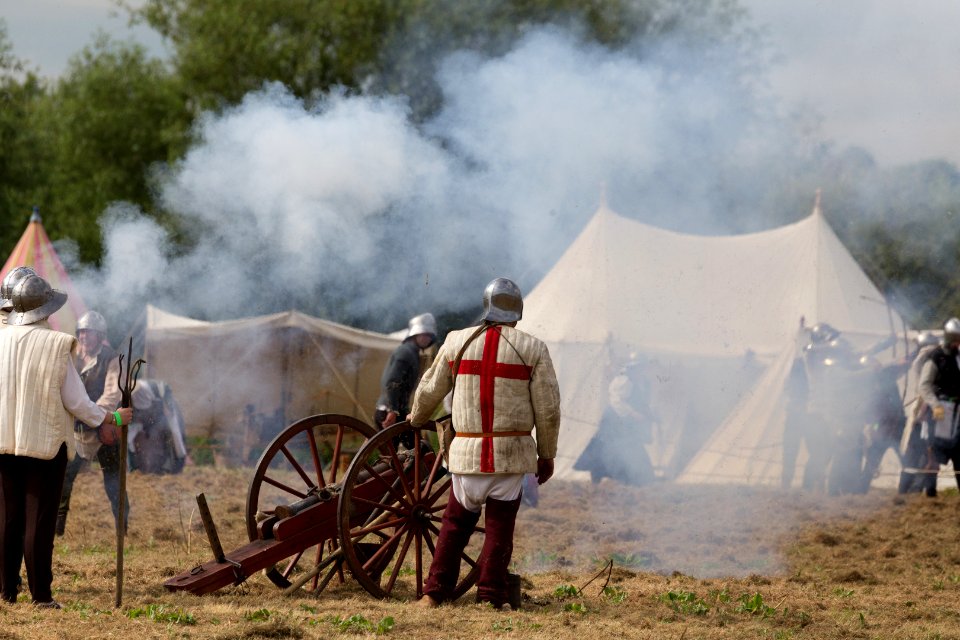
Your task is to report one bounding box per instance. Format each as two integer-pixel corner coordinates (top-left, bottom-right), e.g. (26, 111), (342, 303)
(455, 431), (530, 438)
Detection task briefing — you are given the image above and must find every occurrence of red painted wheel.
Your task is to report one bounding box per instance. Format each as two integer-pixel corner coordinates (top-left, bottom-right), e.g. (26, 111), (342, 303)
(246, 413), (377, 592)
(337, 420), (483, 600)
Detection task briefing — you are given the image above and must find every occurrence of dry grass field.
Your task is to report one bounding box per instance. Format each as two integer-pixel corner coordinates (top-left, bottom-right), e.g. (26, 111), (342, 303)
(1, 463), (958, 639)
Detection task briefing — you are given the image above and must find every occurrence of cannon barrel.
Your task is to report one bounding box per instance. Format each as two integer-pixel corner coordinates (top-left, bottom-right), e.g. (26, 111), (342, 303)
(271, 451), (413, 521)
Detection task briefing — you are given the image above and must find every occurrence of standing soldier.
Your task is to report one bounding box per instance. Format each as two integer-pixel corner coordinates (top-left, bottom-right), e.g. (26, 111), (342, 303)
(899, 331), (942, 493)
(56, 310), (125, 535)
(917, 318), (960, 497)
(410, 278), (560, 610)
(374, 312), (437, 435)
(0, 275), (132, 607)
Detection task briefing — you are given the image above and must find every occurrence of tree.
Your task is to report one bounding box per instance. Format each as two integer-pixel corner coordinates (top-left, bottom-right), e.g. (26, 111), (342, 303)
(0, 21), (51, 256)
(34, 34), (189, 263)
(131, 0), (403, 112)
(130, 0), (763, 121)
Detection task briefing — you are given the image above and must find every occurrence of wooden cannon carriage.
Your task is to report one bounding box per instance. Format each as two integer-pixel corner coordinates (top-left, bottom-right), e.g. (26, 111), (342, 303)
(164, 414), (482, 601)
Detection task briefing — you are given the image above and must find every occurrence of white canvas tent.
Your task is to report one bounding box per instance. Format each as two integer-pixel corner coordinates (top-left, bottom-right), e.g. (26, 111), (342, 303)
(520, 198), (908, 486)
(143, 305), (401, 462)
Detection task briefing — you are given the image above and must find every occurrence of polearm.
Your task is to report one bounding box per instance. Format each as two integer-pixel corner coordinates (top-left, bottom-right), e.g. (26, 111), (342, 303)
(115, 337), (144, 608)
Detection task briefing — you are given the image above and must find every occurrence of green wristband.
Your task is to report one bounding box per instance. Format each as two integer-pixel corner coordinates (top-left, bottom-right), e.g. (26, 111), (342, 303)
(113, 410), (123, 427)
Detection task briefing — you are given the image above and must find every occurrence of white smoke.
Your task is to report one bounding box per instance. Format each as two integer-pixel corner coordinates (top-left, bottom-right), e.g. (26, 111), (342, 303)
(79, 25), (799, 329)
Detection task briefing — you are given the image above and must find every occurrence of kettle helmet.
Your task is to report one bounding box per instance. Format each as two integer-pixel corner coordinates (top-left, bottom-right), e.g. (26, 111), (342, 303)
(406, 312), (437, 340)
(480, 277), (523, 323)
(7, 274), (68, 326)
(809, 322), (840, 345)
(944, 317), (960, 344)
(77, 310), (108, 335)
(0, 266), (37, 312)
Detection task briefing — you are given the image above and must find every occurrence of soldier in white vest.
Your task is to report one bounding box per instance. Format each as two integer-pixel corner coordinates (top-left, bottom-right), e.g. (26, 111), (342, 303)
(410, 278), (560, 610)
(0, 275), (132, 609)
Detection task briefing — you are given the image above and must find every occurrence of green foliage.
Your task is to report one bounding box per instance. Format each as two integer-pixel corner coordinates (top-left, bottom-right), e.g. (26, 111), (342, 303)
(709, 588), (731, 603)
(125, 603), (197, 624)
(553, 584), (580, 599)
(833, 587), (854, 598)
(324, 614), (395, 635)
(734, 592), (776, 618)
(563, 602), (588, 614)
(492, 617), (543, 632)
(660, 590), (710, 615)
(592, 552), (653, 569)
(35, 34), (189, 263)
(134, 0), (400, 112)
(602, 585), (628, 603)
(0, 23), (49, 255)
(244, 608), (272, 621)
(185, 436), (218, 466)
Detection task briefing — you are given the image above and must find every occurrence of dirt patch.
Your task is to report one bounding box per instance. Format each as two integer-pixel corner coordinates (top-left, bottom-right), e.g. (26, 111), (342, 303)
(2, 466), (958, 639)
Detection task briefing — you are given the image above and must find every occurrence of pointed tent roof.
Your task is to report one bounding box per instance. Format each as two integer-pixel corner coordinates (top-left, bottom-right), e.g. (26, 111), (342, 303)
(523, 198), (898, 358)
(520, 197), (905, 482)
(2, 208), (88, 334)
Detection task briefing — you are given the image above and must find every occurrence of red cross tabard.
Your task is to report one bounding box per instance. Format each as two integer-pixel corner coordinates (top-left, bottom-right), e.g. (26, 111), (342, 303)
(450, 327), (533, 472)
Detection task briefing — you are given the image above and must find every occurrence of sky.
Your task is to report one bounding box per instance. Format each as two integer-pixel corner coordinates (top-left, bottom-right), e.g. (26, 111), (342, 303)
(741, 0), (960, 167)
(2, 1), (958, 167)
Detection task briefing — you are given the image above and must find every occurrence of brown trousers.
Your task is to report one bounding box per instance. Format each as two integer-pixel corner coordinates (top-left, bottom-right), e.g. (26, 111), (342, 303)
(0, 444), (68, 604)
(424, 490), (521, 607)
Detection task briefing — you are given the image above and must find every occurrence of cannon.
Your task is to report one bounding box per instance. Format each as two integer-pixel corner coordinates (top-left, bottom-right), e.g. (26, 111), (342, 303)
(164, 414), (482, 601)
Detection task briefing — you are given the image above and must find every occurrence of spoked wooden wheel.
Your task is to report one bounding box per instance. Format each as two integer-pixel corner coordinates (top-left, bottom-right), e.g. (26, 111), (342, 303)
(337, 420), (483, 600)
(246, 413), (378, 592)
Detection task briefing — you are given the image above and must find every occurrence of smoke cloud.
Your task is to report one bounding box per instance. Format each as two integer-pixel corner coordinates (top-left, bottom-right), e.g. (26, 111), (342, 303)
(76, 24), (802, 331)
(65, 11), (910, 580)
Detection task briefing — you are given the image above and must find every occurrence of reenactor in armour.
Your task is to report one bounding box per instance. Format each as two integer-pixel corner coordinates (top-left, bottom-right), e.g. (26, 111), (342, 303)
(916, 318), (960, 496)
(0, 275), (132, 607)
(899, 330), (941, 493)
(410, 278), (560, 610)
(56, 310), (126, 535)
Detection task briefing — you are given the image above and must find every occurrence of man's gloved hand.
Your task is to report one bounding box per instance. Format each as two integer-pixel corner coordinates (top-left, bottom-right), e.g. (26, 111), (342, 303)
(536, 458), (554, 485)
(932, 405), (945, 421)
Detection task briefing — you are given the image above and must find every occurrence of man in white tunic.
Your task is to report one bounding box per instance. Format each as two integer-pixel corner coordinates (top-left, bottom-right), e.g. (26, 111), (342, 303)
(0, 274), (132, 608)
(410, 277), (560, 610)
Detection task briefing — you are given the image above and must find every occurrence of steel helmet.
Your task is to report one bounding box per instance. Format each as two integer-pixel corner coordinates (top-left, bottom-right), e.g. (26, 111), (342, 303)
(77, 310), (107, 335)
(6, 274), (67, 326)
(481, 277), (523, 323)
(0, 266), (38, 312)
(858, 354), (880, 369)
(406, 312), (437, 339)
(809, 322), (840, 345)
(944, 317), (960, 344)
(915, 331), (940, 348)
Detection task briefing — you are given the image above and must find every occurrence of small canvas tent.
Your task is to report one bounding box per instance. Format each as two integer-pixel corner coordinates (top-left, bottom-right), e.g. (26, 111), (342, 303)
(144, 305), (401, 462)
(519, 197), (906, 486)
(2, 208), (88, 334)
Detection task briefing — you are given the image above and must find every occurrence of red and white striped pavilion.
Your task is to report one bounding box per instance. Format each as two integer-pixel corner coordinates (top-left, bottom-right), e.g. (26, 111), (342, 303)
(2, 207), (88, 334)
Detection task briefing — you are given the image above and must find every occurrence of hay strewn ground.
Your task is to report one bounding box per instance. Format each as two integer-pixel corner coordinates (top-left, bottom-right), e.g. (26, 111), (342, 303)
(1, 464), (958, 639)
